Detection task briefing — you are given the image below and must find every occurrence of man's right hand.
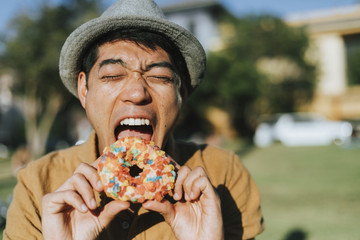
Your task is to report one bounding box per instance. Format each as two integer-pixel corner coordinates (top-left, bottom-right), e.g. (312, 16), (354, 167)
(41, 160), (130, 240)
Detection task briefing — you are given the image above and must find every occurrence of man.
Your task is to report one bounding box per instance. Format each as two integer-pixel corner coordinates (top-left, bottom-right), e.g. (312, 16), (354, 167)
(4, 0), (264, 239)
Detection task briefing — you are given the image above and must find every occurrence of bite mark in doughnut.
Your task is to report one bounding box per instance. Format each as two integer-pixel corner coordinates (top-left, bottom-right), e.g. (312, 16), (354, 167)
(98, 136), (176, 203)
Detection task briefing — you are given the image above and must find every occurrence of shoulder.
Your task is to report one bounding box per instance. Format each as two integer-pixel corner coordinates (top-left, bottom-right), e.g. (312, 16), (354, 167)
(17, 142), (93, 193)
(176, 140), (235, 163)
(20, 144), (82, 172)
(175, 141), (241, 184)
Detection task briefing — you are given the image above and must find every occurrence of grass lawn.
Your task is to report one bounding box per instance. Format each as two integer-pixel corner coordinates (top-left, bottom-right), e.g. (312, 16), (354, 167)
(0, 144), (359, 239)
(241, 144), (360, 240)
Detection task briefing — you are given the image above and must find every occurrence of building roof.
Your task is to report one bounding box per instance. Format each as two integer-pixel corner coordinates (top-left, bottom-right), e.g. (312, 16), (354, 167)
(286, 5), (360, 35)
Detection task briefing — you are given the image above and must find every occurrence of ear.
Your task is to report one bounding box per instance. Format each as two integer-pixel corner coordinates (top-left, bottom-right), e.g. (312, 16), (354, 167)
(78, 72), (88, 109)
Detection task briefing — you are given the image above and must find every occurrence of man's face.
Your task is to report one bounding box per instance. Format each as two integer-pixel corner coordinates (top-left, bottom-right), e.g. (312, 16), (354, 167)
(78, 40), (181, 152)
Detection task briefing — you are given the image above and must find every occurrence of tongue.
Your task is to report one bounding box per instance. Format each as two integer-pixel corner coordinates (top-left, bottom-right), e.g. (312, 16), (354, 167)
(116, 129), (152, 141)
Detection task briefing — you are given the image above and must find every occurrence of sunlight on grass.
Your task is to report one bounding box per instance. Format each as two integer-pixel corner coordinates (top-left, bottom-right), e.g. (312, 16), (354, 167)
(242, 144), (360, 240)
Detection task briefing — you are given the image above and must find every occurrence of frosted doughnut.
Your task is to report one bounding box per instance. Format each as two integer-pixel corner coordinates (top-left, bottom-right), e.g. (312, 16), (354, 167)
(98, 136), (176, 203)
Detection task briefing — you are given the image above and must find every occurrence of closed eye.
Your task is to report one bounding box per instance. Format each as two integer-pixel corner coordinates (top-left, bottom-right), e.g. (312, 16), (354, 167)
(101, 75), (125, 81)
(147, 76), (173, 83)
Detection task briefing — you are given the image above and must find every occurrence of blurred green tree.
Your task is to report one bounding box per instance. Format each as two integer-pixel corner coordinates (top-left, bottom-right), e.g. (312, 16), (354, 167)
(176, 15), (316, 141)
(0, 0), (101, 159)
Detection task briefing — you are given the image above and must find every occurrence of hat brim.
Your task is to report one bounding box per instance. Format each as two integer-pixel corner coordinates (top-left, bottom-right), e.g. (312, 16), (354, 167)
(59, 16), (206, 97)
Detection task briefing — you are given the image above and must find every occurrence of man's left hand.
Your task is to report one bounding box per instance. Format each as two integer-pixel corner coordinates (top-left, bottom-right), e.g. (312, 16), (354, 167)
(143, 165), (224, 240)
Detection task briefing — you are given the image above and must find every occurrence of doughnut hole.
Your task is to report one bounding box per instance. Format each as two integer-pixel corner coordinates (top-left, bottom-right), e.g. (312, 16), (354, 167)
(129, 165), (143, 178)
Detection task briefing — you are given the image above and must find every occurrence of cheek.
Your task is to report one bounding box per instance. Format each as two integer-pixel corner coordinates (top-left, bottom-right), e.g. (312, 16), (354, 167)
(84, 88), (113, 129)
(160, 88), (181, 123)
(84, 99), (102, 131)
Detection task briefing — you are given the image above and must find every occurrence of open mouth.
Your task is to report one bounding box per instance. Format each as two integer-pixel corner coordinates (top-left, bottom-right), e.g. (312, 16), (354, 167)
(115, 118), (153, 141)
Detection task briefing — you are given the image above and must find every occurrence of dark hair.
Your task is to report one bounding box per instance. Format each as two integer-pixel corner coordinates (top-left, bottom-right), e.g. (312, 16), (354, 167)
(80, 28), (191, 98)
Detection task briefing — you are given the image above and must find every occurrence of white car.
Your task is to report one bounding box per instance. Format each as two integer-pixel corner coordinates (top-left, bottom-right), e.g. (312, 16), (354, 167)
(254, 113), (353, 147)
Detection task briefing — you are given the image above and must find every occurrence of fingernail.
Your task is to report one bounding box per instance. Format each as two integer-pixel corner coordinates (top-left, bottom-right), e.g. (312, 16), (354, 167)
(81, 204), (88, 212)
(185, 193), (189, 201)
(173, 193), (179, 200)
(97, 181), (103, 189)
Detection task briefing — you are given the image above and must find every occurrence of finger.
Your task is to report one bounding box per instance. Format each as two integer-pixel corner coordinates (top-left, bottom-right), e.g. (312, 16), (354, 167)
(42, 190), (89, 215)
(74, 162), (103, 192)
(71, 172), (98, 210)
(189, 176), (217, 201)
(182, 166), (207, 201)
(142, 199), (175, 224)
(97, 200), (130, 227)
(57, 163), (102, 193)
(173, 166), (191, 201)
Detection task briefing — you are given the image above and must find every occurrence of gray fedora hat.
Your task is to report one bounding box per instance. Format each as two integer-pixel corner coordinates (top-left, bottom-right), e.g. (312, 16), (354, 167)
(59, 0), (206, 97)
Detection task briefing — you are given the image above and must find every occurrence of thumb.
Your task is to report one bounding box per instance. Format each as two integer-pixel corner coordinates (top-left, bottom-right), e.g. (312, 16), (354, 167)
(142, 199), (175, 224)
(97, 200), (130, 227)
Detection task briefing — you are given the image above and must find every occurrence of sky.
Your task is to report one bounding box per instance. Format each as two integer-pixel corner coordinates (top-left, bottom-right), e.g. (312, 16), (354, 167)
(0, 0), (359, 34)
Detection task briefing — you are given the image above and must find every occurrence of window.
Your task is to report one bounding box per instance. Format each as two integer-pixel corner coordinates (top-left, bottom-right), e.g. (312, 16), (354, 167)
(344, 33), (360, 86)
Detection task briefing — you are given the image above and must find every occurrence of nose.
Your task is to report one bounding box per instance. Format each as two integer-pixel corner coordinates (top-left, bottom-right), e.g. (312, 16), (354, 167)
(119, 73), (151, 105)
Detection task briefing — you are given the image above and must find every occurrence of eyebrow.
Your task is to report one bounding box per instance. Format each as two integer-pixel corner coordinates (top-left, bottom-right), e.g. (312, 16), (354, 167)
(145, 61), (175, 72)
(99, 58), (175, 72)
(99, 58), (126, 69)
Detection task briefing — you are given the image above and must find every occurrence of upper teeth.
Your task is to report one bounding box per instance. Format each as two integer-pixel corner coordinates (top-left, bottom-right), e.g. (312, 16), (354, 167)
(120, 118), (150, 126)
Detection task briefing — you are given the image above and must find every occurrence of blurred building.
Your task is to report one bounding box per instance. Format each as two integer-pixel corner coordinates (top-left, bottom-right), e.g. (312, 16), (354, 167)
(286, 5), (360, 121)
(162, 0), (228, 52)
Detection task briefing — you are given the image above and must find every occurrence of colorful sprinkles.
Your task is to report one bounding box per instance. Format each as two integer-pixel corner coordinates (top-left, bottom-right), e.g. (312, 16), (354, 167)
(98, 137), (176, 203)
